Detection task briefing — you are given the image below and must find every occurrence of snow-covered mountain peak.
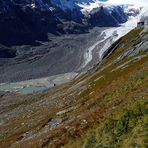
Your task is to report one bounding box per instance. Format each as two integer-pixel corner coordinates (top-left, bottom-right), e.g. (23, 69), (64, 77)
(77, 0), (142, 16)
(0, 0), (146, 46)
(50, 0), (143, 13)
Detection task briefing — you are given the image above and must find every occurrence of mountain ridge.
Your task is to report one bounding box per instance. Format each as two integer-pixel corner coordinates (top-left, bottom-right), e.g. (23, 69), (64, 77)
(0, 0), (141, 45)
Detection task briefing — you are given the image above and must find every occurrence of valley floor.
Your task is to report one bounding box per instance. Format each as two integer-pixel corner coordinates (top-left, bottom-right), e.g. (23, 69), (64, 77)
(0, 27), (104, 83)
(0, 15), (139, 94)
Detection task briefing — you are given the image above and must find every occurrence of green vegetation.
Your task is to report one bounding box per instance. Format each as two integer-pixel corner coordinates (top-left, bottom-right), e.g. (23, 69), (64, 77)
(0, 29), (147, 147)
(83, 103), (147, 148)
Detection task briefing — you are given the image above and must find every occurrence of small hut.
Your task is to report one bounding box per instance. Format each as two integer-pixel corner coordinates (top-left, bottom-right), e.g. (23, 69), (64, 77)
(137, 16), (145, 28)
(137, 13), (148, 31)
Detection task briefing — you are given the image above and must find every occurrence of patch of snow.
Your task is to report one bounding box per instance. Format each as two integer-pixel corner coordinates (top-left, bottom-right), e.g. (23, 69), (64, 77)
(78, 0), (102, 14)
(51, 0), (93, 11)
(99, 15), (139, 58)
(31, 3), (35, 8)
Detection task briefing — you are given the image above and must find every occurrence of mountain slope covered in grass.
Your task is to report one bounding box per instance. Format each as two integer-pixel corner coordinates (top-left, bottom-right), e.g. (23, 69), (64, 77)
(0, 27), (147, 147)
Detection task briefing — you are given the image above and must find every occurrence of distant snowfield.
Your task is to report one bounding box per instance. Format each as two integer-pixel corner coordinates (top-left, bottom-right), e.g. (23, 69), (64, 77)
(82, 10), (144, 68)
(78, 0), (143, 14)
(107, 0), (148, 6)
(99, 15), (139, 58)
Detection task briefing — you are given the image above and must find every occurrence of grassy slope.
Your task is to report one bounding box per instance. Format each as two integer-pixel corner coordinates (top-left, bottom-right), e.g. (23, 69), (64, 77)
(0, 28), (147, 148)
(64, 29), (148, 148)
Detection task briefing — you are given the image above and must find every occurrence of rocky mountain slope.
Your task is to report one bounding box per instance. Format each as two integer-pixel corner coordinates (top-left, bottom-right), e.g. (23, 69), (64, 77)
(0, 26), (147, 147)
(0, 0), (140, 45)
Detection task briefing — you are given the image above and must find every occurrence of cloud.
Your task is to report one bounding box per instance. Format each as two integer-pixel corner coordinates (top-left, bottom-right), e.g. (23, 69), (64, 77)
(107, 0), (148, 6)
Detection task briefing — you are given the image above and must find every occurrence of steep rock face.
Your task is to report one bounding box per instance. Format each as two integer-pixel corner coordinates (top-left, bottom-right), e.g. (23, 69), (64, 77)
(110, 6), (128, 23)
(88, 6), (120, 27)
(84, 5), (131, 27)
(0, 0), (89, 45)
(50, 0), (93, 11)
(0, 0), (62, 45)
